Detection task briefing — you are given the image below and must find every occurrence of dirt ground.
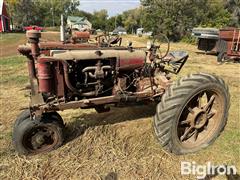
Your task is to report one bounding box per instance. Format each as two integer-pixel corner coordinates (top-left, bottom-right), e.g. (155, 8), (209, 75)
(0, 33), (239, 180)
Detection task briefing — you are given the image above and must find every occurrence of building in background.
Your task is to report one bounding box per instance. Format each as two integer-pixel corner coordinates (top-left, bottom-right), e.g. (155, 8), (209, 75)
(137, 28), (144, 36)
(113, 26), (127, 35)
(0, 0), (10, 32)
(67, 16), (92, 31)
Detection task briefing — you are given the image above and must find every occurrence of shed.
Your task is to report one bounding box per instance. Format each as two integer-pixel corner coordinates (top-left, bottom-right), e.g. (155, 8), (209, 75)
(192, 28), (219, 53)
(113, 26), (127, 35)
(0, 0), (10, 32)
(137, 28), (144, 35)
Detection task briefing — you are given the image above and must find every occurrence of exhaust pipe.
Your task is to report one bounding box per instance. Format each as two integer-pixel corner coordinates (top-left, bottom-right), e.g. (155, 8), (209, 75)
(60, 14), (65, 42)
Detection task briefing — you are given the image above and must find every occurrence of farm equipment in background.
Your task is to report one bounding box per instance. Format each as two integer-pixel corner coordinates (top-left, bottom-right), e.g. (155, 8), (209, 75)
(69, 30), (91, 43)
(217, 28), (240, 62)
(192, 28), (219, 53)
(13, 29), (230, 156)
(24, 26), (44, 32)
(192, 27), (240, 62)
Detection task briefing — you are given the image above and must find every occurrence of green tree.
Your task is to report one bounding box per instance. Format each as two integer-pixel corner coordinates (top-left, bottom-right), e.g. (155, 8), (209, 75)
(141, 0), (232, 41)
(224, 0), (240, 27)
(141, 0), (206, 40)
(200, 1), (231, 28)
(6, 0), (80, 27)
(115, 15), (124, 28)
(91, 9), (108, 30)
(105, 15), (124, 32)
(106, 16), (116, 31)
(36, 0), (80, 26)
(122, 8), (142, 33)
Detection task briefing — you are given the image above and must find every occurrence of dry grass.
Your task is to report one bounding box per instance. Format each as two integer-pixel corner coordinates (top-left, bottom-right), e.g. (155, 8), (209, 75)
(0, 32), (60, 58)
(0, 33), (239, 180)
(0, 33), (26, 57)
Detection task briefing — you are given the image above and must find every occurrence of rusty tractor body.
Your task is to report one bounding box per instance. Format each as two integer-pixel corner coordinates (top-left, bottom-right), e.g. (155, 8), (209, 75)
(13, 30), (230, 155)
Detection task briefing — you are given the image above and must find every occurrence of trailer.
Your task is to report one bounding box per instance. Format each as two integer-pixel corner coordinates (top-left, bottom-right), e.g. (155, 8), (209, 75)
(217, 28), (240, 62)
(192, 28), (219, 53)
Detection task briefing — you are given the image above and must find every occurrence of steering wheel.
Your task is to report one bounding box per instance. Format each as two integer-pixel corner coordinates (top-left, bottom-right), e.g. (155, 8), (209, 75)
(152, 33), (170, 59)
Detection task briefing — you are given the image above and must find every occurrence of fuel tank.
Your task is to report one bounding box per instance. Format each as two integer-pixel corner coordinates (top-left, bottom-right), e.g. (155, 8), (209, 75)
(37, 61), (53, 93)
(118, 50), (146, 70)
(52, 49), (146, 70)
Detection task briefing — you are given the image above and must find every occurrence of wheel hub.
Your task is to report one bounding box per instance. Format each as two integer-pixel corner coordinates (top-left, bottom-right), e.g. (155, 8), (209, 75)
(179, 94), (218, 143)
(189, 108), (208, 129)
(31, 128), (53, 150)
(35, 134), (45, 145)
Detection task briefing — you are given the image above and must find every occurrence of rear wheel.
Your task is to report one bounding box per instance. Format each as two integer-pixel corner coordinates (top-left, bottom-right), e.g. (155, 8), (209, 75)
(153, 73), (230, 154)
(13, 112), (64, 155)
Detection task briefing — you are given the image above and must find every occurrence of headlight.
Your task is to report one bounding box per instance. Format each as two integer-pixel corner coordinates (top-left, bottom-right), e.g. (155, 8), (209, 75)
(147, 41), (153, 50)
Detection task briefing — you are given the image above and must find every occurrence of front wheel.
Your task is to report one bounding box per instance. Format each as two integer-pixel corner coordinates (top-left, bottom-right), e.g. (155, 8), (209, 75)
(13, 112), (64, 155)
(153, 73), (230, 154)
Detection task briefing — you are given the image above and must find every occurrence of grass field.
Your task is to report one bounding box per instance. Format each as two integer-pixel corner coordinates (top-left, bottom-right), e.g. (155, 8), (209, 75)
(0, 33), (239, 180)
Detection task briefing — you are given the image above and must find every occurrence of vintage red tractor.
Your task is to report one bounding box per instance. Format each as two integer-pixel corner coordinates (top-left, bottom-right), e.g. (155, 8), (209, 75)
(13, 30), (230, 155)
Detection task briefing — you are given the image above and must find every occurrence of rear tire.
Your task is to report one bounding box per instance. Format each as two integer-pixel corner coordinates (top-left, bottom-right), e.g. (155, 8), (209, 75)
(153, 73), (230, 154)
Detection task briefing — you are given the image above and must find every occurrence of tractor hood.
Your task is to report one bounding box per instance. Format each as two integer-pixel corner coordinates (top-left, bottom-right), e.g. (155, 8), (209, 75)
(52, 49), (146, 70)
(51, 49), (146, 61)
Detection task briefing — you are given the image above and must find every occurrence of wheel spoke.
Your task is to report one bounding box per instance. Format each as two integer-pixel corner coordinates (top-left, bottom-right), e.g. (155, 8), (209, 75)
(193, 129), (198, 141)
(207, 111), (215, 119)
(204, 125), (208, 130)
(180, 120), (190, 125)
(203, 95), (215, 112)
(180, 126), (194, 141)
(188, 107), (194, 114)
(198, 93), (204, 108)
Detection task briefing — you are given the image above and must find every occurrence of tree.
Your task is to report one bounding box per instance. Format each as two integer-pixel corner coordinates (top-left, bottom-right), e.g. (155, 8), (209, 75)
(140, 0), (232, 41)
(105, 15), (124, 32)
(6, 0), (80, 27)
(225, 0), (240, 27)
(115, 15), (124, 28)
(5, 0), (18, 27)
(106, 16), (116, 31)
(36, 0), (80, 26)
(91, 9), (108, 30)
(6, 0), (36, 26)
(200, 1), (232, 28)
(122, 8), (142, 33)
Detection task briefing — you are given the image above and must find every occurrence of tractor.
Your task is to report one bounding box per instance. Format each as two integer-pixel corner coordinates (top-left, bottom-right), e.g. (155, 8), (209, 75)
(13, 30), (230, 155)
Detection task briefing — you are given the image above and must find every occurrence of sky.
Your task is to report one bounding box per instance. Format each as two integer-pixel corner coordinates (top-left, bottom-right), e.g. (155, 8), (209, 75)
(79, 0), (141, 17)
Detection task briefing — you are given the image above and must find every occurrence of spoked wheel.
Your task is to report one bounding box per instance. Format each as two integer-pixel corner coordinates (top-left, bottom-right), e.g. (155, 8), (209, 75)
(178, 90), (224, 149)
(13, 111), (64, 155)
(153, 73), (230, 154)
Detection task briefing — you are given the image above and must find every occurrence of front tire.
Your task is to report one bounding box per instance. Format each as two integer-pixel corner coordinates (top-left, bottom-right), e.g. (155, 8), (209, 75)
(13, 112), (64, 155)
(153, 73), (230, 154)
